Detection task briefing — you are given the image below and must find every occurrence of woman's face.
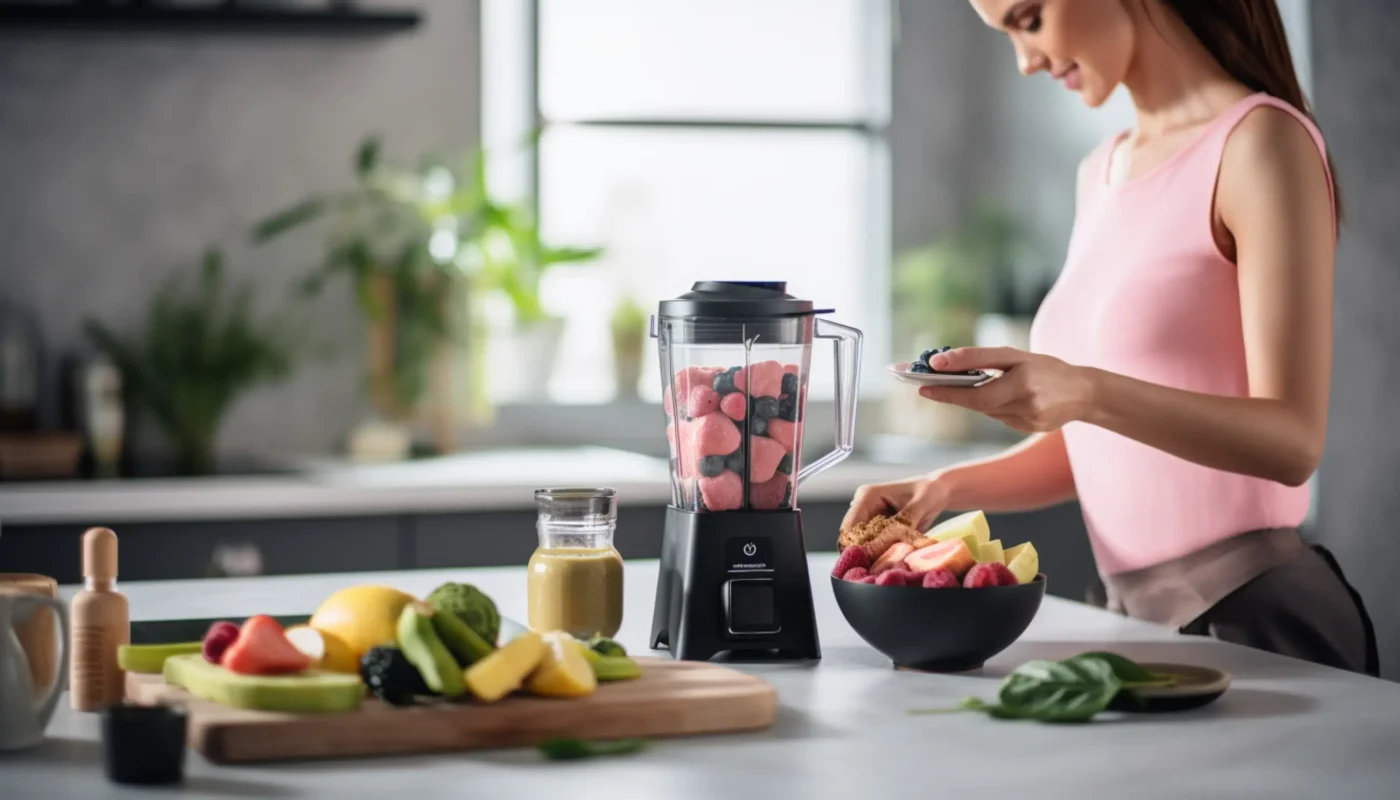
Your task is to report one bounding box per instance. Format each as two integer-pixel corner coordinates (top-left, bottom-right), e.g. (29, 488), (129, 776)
(969, 0), (1137, 108)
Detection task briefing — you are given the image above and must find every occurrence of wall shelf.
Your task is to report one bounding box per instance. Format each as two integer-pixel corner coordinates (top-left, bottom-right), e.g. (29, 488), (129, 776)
(0, 3), (421, 35)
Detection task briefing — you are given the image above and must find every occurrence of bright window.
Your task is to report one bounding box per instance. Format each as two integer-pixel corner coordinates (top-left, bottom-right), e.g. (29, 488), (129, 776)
(484, 0), (891, 405)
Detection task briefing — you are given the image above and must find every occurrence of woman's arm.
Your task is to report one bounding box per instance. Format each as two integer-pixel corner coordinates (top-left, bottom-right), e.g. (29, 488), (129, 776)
(935, 430), (1077, 513)
(920, 107), (1336, 487)
(842, 431), (1075, 531)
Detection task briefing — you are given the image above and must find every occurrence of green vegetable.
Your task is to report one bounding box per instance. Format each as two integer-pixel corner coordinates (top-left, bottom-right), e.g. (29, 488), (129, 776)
(537, 737), (648, 761)
(428, 607), (495, 667)
(910, 652), (1177, 723)
(586, 635), (627, 658)
(426, 583), (501, 647)
(578, 647), (642, 681)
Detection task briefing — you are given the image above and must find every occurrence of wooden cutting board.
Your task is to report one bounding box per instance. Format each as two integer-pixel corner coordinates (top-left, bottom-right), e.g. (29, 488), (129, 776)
(126, 658), (777, 764)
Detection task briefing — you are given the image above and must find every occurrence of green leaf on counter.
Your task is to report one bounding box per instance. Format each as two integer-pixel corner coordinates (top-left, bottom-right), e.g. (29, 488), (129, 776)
(537, 737), (648, 761)
(909, 652), (1172, 723)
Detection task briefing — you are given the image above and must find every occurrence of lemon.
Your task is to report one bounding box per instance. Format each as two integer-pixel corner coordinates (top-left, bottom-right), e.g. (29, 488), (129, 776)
(286, 625), (361, 674)
(308, 585), (416, 661)
(525, 632), (598, 698)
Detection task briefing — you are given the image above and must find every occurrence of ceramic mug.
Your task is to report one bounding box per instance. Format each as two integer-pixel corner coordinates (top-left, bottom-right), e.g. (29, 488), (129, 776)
(1, 589), (71, 751)
(0, 574), (60, 691)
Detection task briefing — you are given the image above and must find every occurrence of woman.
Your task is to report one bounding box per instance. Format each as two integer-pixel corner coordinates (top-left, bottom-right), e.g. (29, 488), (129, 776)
(844, 0), (1378, 675)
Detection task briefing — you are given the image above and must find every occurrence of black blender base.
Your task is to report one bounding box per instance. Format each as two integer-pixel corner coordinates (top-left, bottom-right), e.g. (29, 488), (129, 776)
(651, 507), (821, 662)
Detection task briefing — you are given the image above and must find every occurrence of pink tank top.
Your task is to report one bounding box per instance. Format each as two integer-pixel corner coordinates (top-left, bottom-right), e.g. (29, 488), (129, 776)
(1030, 93), (1335, 576)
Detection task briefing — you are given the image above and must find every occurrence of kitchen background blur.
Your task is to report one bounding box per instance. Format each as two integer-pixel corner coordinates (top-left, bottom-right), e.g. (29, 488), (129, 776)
(0, 0), (1395, 679)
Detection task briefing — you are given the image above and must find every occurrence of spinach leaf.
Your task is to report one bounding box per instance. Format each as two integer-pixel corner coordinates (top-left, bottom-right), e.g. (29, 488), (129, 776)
(537, 737), (648, 761)
(994, 658), (1123, 722)
(1067, 651), (1179, 689)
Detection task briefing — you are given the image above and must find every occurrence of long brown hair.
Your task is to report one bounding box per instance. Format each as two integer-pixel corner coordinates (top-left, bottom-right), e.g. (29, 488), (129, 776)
(1160, 0), (1343, 224)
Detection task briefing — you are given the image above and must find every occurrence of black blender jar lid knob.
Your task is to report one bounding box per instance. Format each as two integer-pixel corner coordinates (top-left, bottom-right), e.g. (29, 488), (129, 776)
(658, 281), (833, 319)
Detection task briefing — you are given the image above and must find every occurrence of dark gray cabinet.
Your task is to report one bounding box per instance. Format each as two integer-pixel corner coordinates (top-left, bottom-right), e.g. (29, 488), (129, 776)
(1, 501), (1096, 601)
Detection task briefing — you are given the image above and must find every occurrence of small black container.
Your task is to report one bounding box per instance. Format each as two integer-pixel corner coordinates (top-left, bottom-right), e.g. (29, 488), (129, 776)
(102, 705), (188, 785)
(831, 573), (1046, 672)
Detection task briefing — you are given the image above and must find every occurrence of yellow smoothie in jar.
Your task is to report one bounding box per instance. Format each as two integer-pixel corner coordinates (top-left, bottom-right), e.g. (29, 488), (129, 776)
(527, 546), (624, 639)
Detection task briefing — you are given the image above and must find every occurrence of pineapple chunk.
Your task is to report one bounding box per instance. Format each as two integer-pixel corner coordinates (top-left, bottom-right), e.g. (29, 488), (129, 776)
(464, 632), (545, 702)
(976, 539), (1005, 564)
(525, 632), (597, 698)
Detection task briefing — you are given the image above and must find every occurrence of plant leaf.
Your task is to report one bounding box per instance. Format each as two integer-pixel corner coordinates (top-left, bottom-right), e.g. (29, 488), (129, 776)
(1064, 651), (1175, 687)
(251, 197), (328, 242)
(994, 657), (1122, 723)
(355, 135), (382, 178)
(537, 738), (647, 761)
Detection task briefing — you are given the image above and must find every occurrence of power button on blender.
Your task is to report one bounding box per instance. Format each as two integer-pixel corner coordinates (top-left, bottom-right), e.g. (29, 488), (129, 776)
(726, 538), (771, 571)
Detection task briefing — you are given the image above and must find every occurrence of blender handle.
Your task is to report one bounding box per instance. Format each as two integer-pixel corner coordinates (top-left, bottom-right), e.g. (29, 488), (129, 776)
(797, 318), (863, 485)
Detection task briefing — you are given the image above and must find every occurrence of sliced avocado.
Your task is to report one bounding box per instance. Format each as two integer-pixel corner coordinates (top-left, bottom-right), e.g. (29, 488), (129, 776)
(163, 654), (364, 713)
(118, 642), (203, 674)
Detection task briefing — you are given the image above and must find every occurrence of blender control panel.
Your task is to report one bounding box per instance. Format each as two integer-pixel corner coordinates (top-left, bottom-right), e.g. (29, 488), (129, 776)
(723, 537), (779, 635)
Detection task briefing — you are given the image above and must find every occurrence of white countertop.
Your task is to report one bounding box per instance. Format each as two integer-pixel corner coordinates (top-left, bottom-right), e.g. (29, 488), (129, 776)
(0, 444), (1002, 525)
(8, 555), (1400, 798)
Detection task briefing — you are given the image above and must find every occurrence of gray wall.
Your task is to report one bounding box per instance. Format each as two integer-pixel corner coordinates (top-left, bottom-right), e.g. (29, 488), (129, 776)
(1312, 0), (1400, 680)
(0, 0), (480, 460)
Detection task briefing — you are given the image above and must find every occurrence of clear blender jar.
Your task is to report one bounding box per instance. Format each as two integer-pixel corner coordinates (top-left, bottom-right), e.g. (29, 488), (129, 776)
(654, 281), (862, 512)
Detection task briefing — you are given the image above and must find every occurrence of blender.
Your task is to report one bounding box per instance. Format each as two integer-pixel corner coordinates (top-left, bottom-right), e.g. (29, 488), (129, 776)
(649, 281), (862, 661)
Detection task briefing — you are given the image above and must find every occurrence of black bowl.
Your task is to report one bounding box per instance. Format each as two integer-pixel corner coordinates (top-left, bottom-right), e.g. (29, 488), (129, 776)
(831, 573), (1046, 672)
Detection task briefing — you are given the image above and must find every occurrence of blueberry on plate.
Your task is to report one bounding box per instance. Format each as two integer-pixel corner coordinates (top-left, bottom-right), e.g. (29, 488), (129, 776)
(780, 372), (798, 396)
(750, 415), (769, 436)
(907, 362), (933, 374)
(777, 395), (797, 422)
(752, 396), (779, 419)
(699, 455), (726, 478)
(917, 349), (939, 366)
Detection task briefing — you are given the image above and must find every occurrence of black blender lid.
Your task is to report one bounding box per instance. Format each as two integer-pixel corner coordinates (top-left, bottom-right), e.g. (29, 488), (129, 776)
(657, 281), (834, 319)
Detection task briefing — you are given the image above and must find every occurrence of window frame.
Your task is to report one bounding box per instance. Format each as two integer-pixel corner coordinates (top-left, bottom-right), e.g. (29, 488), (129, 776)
(498, 0), (893, 406)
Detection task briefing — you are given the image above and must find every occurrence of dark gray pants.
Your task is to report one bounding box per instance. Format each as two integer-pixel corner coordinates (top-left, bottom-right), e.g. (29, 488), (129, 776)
(1090, 544), (1379, 676)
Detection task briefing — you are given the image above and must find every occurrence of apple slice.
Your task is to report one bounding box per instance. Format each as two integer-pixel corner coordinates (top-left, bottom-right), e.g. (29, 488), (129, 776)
(976, 539), (1005, 564)
(928, 510), (992, 547)
(1005, 542), (1039, 585)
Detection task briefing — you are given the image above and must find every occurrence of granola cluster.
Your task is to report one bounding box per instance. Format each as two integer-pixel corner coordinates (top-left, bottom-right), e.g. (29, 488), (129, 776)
(838, 513), (925, 560)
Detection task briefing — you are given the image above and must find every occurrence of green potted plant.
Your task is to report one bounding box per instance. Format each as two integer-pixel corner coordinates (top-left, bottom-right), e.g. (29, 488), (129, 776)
(609, 295), (648, 401)
(84, 249), (300, 475)
(252, 135), (602, 450)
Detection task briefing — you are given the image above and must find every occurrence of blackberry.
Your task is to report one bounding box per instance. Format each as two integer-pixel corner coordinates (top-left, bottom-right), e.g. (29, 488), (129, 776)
(360, 645), (431, 706)
(777, 453), (793, 475)
(725, 449), (745, 474)
(750, 415), (769, 436)
(777, 395), (797, 422)
(752, 396), (779, 419)
(780, 372), (799, 396)
(908, 362), (933, 374)
(699, 455), (726, 478)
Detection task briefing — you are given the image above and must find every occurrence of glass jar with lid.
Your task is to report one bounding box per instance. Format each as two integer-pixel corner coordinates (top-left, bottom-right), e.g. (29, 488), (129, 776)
(527, 488), (624, 639)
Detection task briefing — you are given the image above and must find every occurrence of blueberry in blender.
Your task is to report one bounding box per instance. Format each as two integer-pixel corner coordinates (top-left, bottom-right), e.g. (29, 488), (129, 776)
(713, 369), (737, 395)
(780, 372), (798, 396)
(777, 453), (793, 475)
(777, 395), (797, 421)
(699, 455), (727, 478)
(752, 396), (779, 419)
(725, 449), (745, 474)
(750, 415), (769, 436)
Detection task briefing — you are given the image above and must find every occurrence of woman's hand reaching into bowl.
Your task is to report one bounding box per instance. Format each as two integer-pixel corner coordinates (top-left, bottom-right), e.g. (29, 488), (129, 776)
(842, 475), (950, 533)
(917, 347), (1094, 434)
